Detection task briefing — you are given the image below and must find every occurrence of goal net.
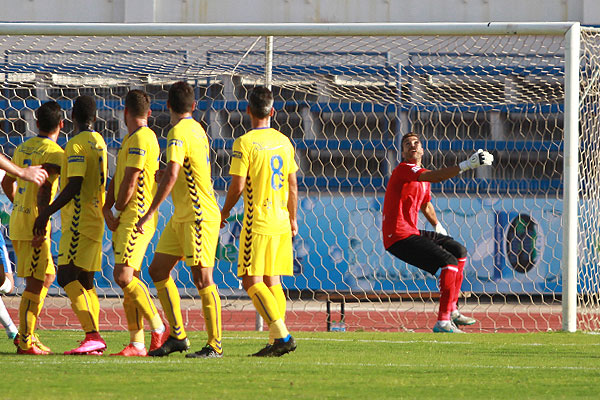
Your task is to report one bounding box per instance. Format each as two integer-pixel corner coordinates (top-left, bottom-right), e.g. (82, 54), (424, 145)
(0, 23), (592, 333)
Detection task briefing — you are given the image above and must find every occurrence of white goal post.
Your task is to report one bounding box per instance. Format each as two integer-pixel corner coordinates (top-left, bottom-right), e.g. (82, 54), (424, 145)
(0, 22), (593, 333)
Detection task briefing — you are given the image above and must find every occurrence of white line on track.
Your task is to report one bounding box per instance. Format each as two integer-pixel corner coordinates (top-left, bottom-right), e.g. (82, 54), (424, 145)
(225, 335), (600, 347)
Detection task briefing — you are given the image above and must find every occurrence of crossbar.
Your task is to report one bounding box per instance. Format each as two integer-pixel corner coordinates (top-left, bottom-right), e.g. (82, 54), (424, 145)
(0, 22), (575, 37)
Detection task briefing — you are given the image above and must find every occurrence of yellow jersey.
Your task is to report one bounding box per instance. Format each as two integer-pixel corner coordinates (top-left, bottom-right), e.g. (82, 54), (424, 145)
(229, 127), (298, 235)
(114, 126), (160, 224)
(166, 118), (220, 223)
(8, 136), (64, 241)
(61, 130), (107, 242)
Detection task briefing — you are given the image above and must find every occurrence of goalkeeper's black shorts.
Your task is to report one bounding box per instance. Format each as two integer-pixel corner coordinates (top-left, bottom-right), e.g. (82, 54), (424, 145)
(386, 230), (467, 276)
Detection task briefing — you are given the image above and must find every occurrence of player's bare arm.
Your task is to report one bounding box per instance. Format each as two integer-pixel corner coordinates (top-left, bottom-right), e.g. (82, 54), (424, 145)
(36, 163), (61, 216)
(2, 162), (59, 204)
(102, 179), (119, 232)
(114, 166), (142, 211)
(220, 174), (246, 228)
(0, 154), (48, 186)
(418, 149), (494, 183)
(32, 179), (55, 248)
(1, 174), (16, 203)
(36, 167), (59, 217)
(418, 166), (462, 183)
(33, 176), (83, 237)
(287, 171), (298, 237)
(105, 166), (142, 232)
(420, 201), (438, 226)
(135, 160), (179, 233)
(420, 201), (448, 235)
(154, 168), (164, 182)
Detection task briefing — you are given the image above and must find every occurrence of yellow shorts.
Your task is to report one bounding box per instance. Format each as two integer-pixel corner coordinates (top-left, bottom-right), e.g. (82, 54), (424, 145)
(237, 231), (293, 277)
(13, 239), (56, 280)
(57, 230), (102, 272)
(156, 218), (219, 268)
(112, 219), (156, 271)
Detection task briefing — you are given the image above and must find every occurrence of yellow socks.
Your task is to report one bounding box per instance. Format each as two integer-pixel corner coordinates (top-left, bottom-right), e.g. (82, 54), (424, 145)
(122, 278), (164, 344)
(199, 284), (222, 353)
(39, 286), (49, 310)
(268, 284), (287, 344)
(64, 281), (97, 333)
(123, 277), (160, 324)
(19, 291), (42, 339)
(247, 282), (289, 340)
(87, 287), (100, 332)
(155, 277), (186, 339)
(269, 283), (286, 321)
(248, 282), (280, 324)
(123, 292), (144, 344)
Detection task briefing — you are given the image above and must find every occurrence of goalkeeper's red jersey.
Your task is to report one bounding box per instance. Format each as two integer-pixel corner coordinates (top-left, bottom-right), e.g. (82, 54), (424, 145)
(382, 162), (431, 249)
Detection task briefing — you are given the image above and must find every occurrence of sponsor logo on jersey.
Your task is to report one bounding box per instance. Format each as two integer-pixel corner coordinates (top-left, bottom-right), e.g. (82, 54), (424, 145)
(68, 155), (85, 163)
(168, 139), (183, 147)
(128, 147), (146, 156)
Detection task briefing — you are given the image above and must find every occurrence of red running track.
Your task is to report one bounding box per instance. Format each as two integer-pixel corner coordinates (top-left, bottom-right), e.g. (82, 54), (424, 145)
(7, 307), (564, 333)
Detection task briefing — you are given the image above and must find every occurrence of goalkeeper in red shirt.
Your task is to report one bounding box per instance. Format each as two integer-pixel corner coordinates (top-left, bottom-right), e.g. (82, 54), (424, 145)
(382, 132), (493, 333)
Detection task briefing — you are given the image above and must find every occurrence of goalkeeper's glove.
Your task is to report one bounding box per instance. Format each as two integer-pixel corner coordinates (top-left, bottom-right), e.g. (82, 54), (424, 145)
(434, 223), (448, 236)
(459, 149), (494, 173)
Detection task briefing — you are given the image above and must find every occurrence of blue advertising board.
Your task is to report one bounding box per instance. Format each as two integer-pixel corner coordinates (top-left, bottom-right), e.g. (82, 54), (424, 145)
(0, 193), (578, 295)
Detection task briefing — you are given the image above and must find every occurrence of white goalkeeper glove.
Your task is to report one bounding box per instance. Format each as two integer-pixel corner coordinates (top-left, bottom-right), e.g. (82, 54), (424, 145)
(459, 149), (494, 173)
(434, 223), (448, 236)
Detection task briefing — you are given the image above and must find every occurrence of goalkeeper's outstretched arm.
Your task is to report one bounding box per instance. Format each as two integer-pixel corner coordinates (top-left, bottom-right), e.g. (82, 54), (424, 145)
(418, 149), (494, 183)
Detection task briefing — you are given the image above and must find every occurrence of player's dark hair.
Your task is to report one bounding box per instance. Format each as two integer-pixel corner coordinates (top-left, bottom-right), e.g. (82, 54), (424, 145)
(72, 95), (97, 129)
(248, 86), (274, 119)
(36, 101), (63, 133)
(400, 132), (420, 147)
(168, 81), (195, 114)
(125, 89), (151, 118)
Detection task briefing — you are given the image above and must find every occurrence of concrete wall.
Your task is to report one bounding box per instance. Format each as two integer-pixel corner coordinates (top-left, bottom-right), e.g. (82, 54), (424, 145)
(1, 0), (599, 25)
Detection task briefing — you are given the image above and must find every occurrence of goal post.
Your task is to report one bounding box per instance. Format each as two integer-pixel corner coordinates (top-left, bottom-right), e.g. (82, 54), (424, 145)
(562, 22), (580, 333)
(0, 22), (592, 333)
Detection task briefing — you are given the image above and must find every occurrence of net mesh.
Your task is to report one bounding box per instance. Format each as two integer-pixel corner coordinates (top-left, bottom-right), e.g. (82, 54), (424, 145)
(0, 30), (587, 332)
(577, 28), (600, 331)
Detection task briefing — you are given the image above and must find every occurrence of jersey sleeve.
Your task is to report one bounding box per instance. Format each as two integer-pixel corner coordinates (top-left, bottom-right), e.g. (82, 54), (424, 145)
(395, 163), (427, 182)
(229, 137), (248, 177)
(45, 146), (64, 167)
(66, 141), (87, 178)
(125, 133), (148, 170)
(43, 146), (64, 185)
(165, 126), (186, 166)
(287, 141), (299, 174)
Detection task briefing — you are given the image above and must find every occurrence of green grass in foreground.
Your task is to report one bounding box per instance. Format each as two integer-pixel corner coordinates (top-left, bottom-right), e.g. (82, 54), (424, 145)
(1, 330), (599, 399)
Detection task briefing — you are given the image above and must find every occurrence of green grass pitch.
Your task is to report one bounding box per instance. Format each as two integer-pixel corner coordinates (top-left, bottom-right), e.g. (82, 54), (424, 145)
(1, 330), (599, 399)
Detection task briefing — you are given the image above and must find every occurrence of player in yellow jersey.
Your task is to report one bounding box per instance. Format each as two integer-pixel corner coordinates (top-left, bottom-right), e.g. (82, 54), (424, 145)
(0, 110), (48, 344)
(33, 95), (108, 355)
(0, 136), (49, 313)
(221, 86), (298, 357)
(136, 81), (223, 358)
(1, 101), (64, 355)
(102, 90), (167, 357)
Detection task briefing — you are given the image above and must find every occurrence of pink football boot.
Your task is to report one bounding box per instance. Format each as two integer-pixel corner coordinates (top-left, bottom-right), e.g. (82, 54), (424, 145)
(64, 332), (107, 355)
